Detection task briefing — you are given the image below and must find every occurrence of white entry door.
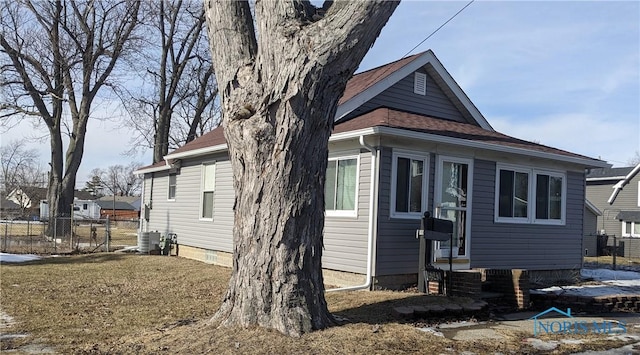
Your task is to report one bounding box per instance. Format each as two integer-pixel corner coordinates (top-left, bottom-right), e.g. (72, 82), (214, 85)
(435, 156), (472, 258)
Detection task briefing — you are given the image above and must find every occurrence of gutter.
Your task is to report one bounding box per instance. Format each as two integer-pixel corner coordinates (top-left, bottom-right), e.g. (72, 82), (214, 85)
(327, 135), (379, 292)
(607, 163), (640, 204)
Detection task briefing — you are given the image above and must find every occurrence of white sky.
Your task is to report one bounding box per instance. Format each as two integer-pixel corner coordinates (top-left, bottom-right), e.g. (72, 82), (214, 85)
(2, 1), (639, 187)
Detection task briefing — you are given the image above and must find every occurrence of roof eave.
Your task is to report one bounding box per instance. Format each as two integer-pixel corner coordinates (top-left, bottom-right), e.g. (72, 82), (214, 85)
(164, 143), (228, 160)
(332, 126), (609, 168)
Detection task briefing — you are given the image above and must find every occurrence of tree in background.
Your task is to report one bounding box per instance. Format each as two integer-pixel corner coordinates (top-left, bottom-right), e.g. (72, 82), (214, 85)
(0, 0), (142, 232)
(122, 0), (218, 163)
(204, 0), (398, 336)
(0, 140), (45, 194)
(628, 151), (640, 166)
(85, 162), (143, 197)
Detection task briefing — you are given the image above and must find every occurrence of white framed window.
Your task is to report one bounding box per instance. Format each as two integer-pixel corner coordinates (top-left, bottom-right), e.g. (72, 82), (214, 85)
(622, 221), (639, 237)
(534, 170), (565, 225)
(495, 164), (566, 225)
(200, 163), (216, 220)
(325, 155), (359, 217)
(391, 150), (429, 219)
(168, 173), (177, 200)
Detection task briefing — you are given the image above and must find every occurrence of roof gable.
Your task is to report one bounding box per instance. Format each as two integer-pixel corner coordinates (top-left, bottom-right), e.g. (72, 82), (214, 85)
(336, 50), (493, 130)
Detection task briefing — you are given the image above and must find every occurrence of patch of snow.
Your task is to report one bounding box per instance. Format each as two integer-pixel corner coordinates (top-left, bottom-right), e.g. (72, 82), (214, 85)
(526, 338), (558, 351)
(532, 268), (640, 297)
(0, 252), (41, 263)
(417, 327), (444, 337)
(582, 268), (640, 283)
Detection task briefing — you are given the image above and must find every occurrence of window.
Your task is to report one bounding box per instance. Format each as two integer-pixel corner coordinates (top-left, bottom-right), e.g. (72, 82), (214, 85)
(82, 203), (88, 210)
(622, 221), (639, 237)
(168, 173), (177, 200)
(200, 163), (215, 220)
(535, 173), (563, 221)
(391, 151), (428, 218)
(325, 156), (358, 217)
(498, 169), (529, 219)
(495, 164), (566, 224)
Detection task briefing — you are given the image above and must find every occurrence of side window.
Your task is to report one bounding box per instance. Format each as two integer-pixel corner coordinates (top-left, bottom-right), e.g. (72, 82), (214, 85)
(497, 168), (529, 220)
(200, 163), (215, 220)
(535, 172), (564, 223)
(495, 164), (566, 224)
(391, 151), (428, 218)
(168, 173), (177, 200)
(325, 156), (358, 217)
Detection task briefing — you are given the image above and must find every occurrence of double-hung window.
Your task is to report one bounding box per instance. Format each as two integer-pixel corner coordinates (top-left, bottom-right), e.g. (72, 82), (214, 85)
(495, 164), (566, 224)
(325, 156), (358, 217)
(622, 221), (639, 237)
(168, 173), (177, 200)
(200, 163), (215, 220)
(391, 151), (429, 218)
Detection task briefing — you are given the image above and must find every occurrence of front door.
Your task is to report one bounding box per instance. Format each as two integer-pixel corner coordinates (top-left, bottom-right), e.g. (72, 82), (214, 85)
(435, 156), (472, 259)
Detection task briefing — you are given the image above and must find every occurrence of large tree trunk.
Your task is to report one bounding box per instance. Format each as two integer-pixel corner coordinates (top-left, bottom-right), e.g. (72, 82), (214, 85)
(205, 1), (398, 337)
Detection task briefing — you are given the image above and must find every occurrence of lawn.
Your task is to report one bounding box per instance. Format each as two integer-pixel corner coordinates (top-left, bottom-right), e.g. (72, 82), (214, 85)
(0, 254), (634, 354)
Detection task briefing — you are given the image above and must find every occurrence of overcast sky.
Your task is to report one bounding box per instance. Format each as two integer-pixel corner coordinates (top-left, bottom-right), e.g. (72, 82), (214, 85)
(3, 0), (639, 187)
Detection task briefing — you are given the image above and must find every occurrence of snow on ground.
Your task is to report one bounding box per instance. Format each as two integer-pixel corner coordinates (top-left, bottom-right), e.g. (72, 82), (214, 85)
(532, 268), (640, 297)
(0, 253), (41, 263)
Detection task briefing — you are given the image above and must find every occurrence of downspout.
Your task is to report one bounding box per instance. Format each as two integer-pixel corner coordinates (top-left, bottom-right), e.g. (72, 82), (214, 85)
(327, 135), (379, 292)
(137, 175), (146, 249)
(607, 163), (640, 205)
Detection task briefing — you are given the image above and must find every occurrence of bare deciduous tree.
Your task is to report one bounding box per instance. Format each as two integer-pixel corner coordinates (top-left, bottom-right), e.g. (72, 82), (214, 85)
(0, 140), (45, 194)
(204, 0), (398, 337)
(0, 0), (141, 231)
(123, 0), (218, 163)
(86, 162), (142, 197)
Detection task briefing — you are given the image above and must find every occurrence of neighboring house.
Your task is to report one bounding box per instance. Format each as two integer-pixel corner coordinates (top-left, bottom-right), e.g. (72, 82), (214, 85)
(38, 190), (100, 220)
(97, 195), (141, 212)
(583, 199), (602, 257)
(136, 50), (608, 288)
(1, 194), (22, 220)
(586, 166), (640, 258)
(7, 186), (47, 211)
(95, 200), (138, 220)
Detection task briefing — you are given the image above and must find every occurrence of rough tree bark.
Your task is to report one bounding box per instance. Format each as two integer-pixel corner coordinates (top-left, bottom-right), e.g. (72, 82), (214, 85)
(204, 0), (398, 337)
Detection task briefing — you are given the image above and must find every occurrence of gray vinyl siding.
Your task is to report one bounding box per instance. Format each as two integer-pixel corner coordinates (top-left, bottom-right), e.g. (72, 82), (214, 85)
(143, 149), (372, 275)
(344, 69), (466, 122)
(323, 150), (371, 274)
(143, 154), (234, 253)
(374, 147), (435, 276)
(586, 176), (640, 238)
(470, 159), (585, 270)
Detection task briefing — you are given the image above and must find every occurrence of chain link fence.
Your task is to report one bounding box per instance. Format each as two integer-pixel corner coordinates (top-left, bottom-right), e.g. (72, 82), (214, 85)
(1, 217), (139, 255)
(583, 233), (640, 271)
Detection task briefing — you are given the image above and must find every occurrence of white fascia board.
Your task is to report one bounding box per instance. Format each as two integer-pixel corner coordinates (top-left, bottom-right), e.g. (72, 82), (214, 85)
(134, 164), (171, 175)
(372, 126), (610, 168)
(426, 53), (493, 131)
(329, 128), (377, 142)
(164, 143), (228, 160)
(585, 199), (602, 216)
(586, 176), (627, 182)
(335, 52), (433, 121)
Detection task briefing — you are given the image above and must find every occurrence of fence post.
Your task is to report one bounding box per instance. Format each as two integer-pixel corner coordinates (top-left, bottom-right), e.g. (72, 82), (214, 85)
(2, 222), (7, 252)
(105, 216), (110, 253)
(613, 234), (617, 270)
(54, 218), (57, 253)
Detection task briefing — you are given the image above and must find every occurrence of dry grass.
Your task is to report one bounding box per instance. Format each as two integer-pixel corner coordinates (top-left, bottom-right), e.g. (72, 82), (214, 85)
(1, 254), (636, 354)
(584, 255), (640, 266)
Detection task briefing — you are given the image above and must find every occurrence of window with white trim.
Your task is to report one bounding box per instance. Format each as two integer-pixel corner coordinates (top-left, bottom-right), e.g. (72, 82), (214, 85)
(495, 164), (566, 224)
(622, 221), (639, 237)
(391, 151), (429, 218)
(168, 173), (177, 200)
(325, 156), (358, 217)
(200, 163), (215, 220)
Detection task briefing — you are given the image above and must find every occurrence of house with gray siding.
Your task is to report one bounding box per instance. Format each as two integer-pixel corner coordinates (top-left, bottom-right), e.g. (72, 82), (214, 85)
(586, 165), (640, 258)
(135, 50), (608, 289)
